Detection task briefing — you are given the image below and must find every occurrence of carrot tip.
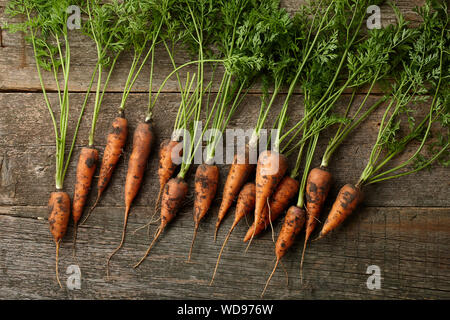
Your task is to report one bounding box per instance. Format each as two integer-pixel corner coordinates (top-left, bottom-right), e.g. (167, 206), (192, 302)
(213, 226), (219, 242)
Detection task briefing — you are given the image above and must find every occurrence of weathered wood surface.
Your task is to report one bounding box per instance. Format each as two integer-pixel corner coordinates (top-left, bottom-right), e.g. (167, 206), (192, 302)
(0, 91), (449, 300)
(0, 0), (449, 300)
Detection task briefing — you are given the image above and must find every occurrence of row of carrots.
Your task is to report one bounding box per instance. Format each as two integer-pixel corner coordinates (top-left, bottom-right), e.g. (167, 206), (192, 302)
(4, 0), (448, 297)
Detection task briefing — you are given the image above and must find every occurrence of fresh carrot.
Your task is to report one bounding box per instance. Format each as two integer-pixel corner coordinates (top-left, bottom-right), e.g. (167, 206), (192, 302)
(100, 118), (129, 174)
(71, 0), (124, 242)
(304, 166), (332, 242)
(261, 205), (305, 297)
(134, 177), (189, 268)
(188, 163), (220, 261)
(72, 147), (99, 254)
(316, 184), (363, 240)
(315, 3), (449, 241)
(135, 0), (230, 268)
(48, 191), (71, 288)
(249, 150), (288, 243)
(247, 0), (342, 252)
(243, 175), (299, 242)
(210, 182), (255, 285)
(106, 121), (155, 276)
(82, 114), (128, 224)
(215, 145), (255, 240)
(4, 0), (97, 288)
(83, 0), (166, 223)
(155, 139), (180, 212)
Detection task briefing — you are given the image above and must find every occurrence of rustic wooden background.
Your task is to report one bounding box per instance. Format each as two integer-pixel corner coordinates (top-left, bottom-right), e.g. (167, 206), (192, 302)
(0, 0), (449, 300)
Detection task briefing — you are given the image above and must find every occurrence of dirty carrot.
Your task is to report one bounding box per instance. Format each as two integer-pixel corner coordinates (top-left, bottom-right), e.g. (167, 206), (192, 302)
(72, 1), (124, 249)
(215, 145), (255, 240)
(188, 163), (220, 261)
(243, 175), (299, 242)
(134, 177), (189, 268)
(4, 0), (90, 287)
(303, 167), (332, 243)
(72, 147), (98, 253)
(48, 192), (71, 288)
(82, 114), (128, 224)
(247, 0), (347, 247)
(261, 205), (305, 297)
(188, 0), (264, 248)
(214, 0), (304, 238)
(303, 7), (414, 249)
(106, 120), (155, 275)
(250, 150), (288, 243)
(317, 3), (448, 239)
(135, 0), (219, 266)
(84, 0), (166, 226)
(210, 182), (255, 285)
(155, 139), (180, 212)
(317, 184), (363, 239)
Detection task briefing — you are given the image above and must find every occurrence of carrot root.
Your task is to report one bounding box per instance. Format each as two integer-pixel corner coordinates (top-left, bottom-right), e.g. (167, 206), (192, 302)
(210, 222), (237, 286)
(187, 224), (199, 262)
(261, 258), (279, 298)
(106, 206), (130, 278)
(134, 225), (164, 269)
(55, 239), (62, 289)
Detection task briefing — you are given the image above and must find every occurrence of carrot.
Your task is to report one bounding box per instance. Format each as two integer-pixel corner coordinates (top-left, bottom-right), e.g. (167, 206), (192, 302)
(244, 176), (299, 242)
(214, 145), (255, 240)
(261, 205), (305, 297)
(134, 177), (189, 268)
(71, 147), (99, 255)
(106, 121), (154, 276)
(155, 139), (181, 213)
(188, 163), (220, 261)
(210, 182), (255, 285)
(316, 183), (363, 240)
(48, 191), (71, 288)
(250, 150), (288, 245)
(304, 166), (332, 238)
(81, 114), (128, 225)
(300, 166), (332, 269)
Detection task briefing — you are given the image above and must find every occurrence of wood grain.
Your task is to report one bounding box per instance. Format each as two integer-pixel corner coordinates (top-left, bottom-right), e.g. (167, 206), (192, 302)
(0, 0), (449, 300)
(0, 206), (448, 299)
(0, 92), (448, 208)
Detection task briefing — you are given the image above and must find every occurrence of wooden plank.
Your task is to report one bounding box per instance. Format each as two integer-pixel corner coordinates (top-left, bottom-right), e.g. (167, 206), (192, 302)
(1, 0), (448, 301)
(0, 206), (448, 299)
(0, 92), (448, 209)
(0, 0), (425, 93)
